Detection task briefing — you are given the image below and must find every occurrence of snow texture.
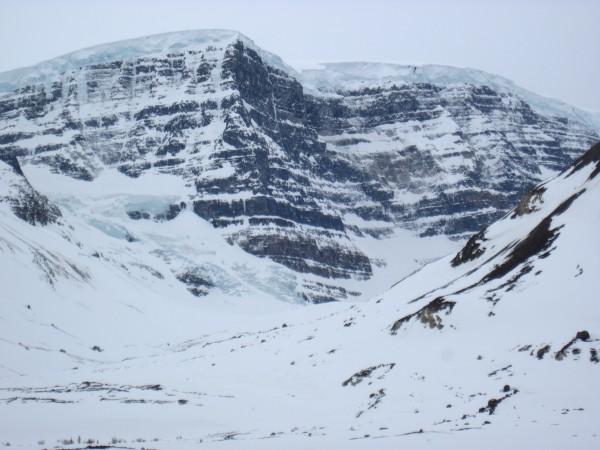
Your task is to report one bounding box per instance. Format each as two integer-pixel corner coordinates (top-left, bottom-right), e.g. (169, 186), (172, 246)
(0, 31), (598, 449)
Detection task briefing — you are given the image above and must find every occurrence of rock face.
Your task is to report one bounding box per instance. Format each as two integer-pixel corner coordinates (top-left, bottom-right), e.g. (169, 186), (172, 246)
(303, 69), (598, 236)
(0, 156), (61, 226)
(0, 30), (598, 301)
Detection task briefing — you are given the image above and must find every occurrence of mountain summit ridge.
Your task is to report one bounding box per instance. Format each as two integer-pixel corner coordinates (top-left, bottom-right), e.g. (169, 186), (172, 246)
(300, 61), (600, 132)
(0, 29), (296, 92)
(2, 30), (598, 129)
(0, 30), (598, 302)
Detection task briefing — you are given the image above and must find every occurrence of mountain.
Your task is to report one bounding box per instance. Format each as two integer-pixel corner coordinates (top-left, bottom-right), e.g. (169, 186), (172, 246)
(0, 137), (598, 447)
(0, 30), (598, 303)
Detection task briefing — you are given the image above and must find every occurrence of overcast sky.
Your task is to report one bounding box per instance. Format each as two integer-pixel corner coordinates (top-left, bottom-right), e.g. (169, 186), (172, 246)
(1, 0), (598, 111)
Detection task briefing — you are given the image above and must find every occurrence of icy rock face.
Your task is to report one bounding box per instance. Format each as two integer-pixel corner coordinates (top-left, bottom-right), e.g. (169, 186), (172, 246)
(0, 31), (598, 300)
(193, 41), (374, 282)
(0, 156), (61, 226)
(0, 32), (377, 297)
(305, 79), (599, 236)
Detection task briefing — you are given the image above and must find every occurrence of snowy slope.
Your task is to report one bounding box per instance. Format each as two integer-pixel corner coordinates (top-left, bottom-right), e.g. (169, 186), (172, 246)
(0, 163), (310, 309)
(0, 143), (598, 449)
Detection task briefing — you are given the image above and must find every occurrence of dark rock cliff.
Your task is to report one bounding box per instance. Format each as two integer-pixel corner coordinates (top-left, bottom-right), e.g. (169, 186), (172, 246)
(0, 34), (598, 300)
(0, 157), (61, 226)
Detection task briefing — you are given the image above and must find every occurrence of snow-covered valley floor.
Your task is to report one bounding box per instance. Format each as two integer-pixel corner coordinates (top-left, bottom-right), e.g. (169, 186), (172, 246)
(0, 149), (599, 449)
(1, 293), (598, 449)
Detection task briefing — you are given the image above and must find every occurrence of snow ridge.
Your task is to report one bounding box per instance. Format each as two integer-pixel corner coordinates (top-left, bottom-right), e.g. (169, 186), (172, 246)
(300, 62), (600, 132)
(0, 29), (296, 94)
(1, 30), (597, 132)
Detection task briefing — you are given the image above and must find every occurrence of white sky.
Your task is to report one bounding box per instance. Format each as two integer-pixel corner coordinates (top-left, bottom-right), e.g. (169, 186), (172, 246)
(0, 0), (599, 111)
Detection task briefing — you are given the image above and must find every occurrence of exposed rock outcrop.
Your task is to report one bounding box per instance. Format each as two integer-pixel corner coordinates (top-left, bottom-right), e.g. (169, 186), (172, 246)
(0, 31), (598, 299)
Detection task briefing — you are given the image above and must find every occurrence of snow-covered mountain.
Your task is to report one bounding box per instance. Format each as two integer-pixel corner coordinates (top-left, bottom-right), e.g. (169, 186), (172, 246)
(0, 132), (598, 448)
(0, 30), (598, 302)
